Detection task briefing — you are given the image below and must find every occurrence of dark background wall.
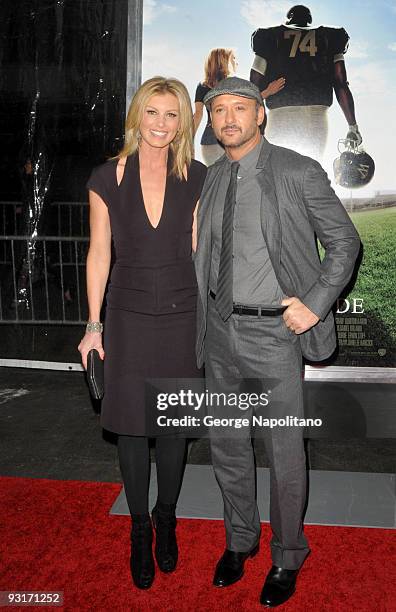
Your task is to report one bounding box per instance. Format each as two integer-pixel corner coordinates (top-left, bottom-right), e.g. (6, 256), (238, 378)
(0, 0), (128, 203)
(0, 0), (130, 360)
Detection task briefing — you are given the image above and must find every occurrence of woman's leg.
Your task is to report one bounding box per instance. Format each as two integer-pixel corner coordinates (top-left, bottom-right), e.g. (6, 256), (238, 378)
(117, 434), (186, 511)
(118, 434), (154, 589)
(155, 436), (187, 504)
(117, 434), (150, 515)
(152, 436), (187, 572)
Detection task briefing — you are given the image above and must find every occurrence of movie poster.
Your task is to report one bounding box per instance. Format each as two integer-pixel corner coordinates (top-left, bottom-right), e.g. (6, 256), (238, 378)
(142, 0), (396, 367)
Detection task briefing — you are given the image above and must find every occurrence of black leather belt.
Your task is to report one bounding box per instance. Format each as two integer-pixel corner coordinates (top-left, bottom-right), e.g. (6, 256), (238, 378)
(209, 290), (286, 317)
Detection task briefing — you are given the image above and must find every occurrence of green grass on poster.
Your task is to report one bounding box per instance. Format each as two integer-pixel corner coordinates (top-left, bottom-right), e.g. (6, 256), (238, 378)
(349, 207), (396, 339)
(317, 205), (395, 341)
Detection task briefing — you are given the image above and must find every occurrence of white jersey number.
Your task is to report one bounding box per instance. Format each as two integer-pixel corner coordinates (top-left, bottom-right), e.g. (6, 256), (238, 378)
(284, 30), (318, 57)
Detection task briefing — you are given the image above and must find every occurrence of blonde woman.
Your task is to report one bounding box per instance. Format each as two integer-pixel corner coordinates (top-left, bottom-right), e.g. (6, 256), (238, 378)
(78, 77), (206, 590)
(194, 48), (285, 165)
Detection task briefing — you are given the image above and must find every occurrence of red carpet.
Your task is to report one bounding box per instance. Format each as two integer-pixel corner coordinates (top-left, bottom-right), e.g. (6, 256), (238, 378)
(0, 477), (395, 611)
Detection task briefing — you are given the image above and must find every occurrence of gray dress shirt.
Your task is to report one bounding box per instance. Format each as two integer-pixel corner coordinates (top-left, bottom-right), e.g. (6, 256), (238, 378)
(210, 137), (285, 306)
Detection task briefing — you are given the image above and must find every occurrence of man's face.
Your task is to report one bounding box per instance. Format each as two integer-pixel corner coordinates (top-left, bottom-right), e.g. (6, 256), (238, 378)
(210, 94), (264, 150)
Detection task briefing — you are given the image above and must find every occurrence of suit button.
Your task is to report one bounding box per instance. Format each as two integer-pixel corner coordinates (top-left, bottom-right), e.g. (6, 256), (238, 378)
(172, 303), (177, 308)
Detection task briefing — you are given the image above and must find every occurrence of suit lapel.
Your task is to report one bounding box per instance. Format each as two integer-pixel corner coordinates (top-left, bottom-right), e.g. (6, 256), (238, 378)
(197, 157), (225, 234)
(256, 141), (282, 274)
(195, 158), (225, 306)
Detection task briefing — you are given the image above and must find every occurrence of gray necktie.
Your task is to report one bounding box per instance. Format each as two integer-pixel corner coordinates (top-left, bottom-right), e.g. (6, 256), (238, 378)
(216, 161), (240, 321)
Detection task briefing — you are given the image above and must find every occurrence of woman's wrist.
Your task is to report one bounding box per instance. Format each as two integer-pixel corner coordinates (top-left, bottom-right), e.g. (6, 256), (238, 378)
(86, 321), (103, 333)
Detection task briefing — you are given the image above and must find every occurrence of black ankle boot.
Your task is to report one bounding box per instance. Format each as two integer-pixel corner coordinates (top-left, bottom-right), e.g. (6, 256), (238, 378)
(151, 501), (178, 573)
(130, 514), (155, 589)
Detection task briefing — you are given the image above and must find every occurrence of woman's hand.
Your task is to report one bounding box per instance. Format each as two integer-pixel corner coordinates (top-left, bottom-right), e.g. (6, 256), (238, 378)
(261, 77), (286, 99)
(78, 331), (104, 370)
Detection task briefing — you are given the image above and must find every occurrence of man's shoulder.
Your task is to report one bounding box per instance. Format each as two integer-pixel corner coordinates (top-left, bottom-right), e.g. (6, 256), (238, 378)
(252, 25), (282, 37)
(251, 26), (281, 53)
(205, 154), (227, 175)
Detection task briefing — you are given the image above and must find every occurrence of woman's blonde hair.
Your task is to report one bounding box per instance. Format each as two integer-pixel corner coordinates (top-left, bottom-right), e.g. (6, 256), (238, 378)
(117, 76), (193, 180)
(203, 48), (234, 89)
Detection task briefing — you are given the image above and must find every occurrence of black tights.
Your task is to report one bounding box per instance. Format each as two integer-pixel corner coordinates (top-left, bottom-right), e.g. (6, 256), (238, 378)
(117, 435), (187, 515)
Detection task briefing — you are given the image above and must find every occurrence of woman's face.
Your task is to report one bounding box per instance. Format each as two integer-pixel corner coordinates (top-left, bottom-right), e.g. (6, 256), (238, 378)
(139, 93), (181, 149)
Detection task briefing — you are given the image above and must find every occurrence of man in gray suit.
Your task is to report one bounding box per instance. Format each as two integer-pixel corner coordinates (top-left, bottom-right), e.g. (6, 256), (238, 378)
(194, 76), (360, 607)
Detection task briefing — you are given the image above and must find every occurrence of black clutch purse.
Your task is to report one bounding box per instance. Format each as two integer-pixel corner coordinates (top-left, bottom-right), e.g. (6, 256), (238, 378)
(87, 349), (104, 400)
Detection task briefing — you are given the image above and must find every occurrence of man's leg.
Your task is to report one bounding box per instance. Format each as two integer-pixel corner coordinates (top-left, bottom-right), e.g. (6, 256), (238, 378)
(206, 298), (261, 553)
(233, 314), (310, 570)
(263, 387), (309, 570)
(209, 425), (261, 552)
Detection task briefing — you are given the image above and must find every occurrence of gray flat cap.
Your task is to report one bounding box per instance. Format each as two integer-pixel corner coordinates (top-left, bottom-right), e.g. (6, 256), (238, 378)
(203, 76), (264, 108)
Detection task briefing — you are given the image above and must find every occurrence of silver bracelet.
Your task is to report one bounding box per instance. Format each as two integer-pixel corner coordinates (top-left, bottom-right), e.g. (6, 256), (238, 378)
(86, 321), (103, 333)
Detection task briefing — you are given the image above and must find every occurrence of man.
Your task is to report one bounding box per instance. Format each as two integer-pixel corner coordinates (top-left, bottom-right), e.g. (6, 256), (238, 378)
(194, 76), (360, 607)
(250, 4), (362, 161)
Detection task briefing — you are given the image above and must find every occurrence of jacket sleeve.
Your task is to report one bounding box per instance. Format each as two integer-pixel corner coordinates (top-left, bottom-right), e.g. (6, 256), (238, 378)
(300, 160), (361, 320)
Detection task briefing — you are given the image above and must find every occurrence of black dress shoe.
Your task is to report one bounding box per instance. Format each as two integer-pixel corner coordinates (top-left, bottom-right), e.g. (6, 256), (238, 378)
(213, 544), (259, 587)
(130, 514), (155, 590)
(152, 501), (178, 573)
(260, 565), (299, 607)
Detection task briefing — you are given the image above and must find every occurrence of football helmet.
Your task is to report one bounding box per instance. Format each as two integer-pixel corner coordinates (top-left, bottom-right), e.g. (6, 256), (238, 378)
(286, 5), (312, 26)
(333, 139), (375, 188)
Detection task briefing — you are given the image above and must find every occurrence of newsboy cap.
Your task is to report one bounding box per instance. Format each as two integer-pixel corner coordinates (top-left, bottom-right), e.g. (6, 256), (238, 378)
(203, 76), (264, 108)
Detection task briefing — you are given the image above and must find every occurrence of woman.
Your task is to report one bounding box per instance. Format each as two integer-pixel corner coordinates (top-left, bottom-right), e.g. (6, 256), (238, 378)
(193, 47), (286, 165)
(78, 76), (206, 590)
(193, 48), (236, 165)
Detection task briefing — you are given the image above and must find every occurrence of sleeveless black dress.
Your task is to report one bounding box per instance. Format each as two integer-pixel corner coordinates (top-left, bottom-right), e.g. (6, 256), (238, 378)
(86, 152), (207, 435)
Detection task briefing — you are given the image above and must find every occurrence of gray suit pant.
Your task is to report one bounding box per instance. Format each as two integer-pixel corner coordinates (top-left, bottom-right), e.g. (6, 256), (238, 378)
(205, 297), (310, 570)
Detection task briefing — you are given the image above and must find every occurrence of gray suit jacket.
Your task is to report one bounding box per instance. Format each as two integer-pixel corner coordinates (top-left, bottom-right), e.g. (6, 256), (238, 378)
(194, 138), (361, 367)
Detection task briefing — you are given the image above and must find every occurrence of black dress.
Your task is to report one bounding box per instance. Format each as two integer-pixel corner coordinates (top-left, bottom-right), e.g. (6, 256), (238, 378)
(86, 152), (207, 435)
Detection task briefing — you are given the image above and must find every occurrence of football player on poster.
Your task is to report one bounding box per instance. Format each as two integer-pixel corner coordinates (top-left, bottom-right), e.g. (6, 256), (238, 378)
(250, 4), (363, 161)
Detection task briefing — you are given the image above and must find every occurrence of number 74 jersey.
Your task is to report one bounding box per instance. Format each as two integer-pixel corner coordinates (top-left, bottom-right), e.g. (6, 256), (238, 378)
(251, 24), (349, 109)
